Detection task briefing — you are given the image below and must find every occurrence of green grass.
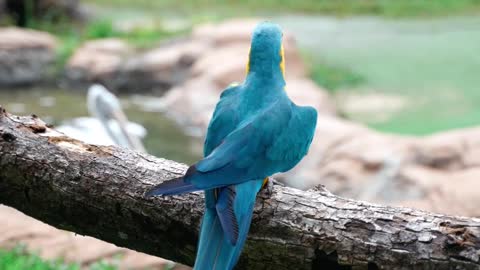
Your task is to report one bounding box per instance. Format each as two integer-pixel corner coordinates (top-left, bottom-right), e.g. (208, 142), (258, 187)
(85, 0), (480, 17)
(282, 16), (480, 135)
(309, 61), (366, 92)
(0, 247), (116, 270)
(84, 20), (184, 48)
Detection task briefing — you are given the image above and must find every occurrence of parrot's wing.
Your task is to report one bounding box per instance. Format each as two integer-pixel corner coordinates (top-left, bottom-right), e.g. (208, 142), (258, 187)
(146, 101), (317, 196)
(146, 84), (242, 197)
(204, 83), (241, 156)
(266, 104), (317, 169)
(193, 103), (290, 178)
(197, 103), (316, 244)
(197, 99), (292, 174)
(145, 175), (197, 197)
(196, 123), (255, 173)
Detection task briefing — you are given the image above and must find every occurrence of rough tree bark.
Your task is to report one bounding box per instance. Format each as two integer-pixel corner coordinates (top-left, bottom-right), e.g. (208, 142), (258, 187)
(0, 109), (479, 270)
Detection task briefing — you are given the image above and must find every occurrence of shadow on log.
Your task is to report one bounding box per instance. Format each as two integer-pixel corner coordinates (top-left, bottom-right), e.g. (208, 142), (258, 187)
(0, 108), (479, 270)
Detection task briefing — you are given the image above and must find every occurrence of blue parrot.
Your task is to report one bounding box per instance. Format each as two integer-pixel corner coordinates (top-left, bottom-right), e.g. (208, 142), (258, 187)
(146, 22), (317, 270)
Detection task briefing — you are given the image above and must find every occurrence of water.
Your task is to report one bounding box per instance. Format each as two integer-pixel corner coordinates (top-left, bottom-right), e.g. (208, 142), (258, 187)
(0, 88), (202, 164)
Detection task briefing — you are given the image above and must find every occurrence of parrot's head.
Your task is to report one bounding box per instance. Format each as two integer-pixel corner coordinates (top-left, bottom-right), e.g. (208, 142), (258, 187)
(247, 22), (285, 79)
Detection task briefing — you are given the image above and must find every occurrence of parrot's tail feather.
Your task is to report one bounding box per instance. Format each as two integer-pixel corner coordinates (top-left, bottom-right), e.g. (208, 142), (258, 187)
(145, 177), (198, 197)
(194, 209), (232, 270)
(216, 186), (239, 245)
(194, 181), (264, 270)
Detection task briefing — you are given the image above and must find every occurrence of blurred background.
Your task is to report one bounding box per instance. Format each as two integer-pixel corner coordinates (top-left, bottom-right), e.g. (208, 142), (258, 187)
(1, 0), (480, 269)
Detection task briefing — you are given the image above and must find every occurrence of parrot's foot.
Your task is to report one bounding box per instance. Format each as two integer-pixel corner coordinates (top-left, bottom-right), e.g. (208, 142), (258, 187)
(261, 177), (283, 198)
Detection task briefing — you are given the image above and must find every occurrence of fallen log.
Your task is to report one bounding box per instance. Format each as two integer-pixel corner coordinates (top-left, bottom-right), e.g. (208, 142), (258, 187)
(0, 108), (479, 270)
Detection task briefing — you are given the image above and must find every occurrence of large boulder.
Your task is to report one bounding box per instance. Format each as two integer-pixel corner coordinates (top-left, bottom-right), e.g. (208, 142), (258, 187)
(65, 38), (133, 91)
(65, 38), (207, 94)
(281, 118), (480, 217)
(0, 27), (57, 87)
(118, 38), (209, 94)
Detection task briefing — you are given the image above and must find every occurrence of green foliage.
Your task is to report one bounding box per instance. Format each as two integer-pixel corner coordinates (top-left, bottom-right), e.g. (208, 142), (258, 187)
(85, 20), (118, 39)
(310, 61), (365, 92)
(121, 27), (181, 49)
(85, 20), (186, 49)
(55, 31), (82, 71)
(0, 246), (77, 270)
(0, 246), (118, 270)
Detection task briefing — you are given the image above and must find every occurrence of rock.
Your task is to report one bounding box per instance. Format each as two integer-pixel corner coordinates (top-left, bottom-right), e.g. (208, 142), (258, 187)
(192, 19), (259, 46)
(286, 79), (336, 115)
(282, 119), (480, 217)
(0, 27), (57, 87)
(192, 19), (306, 84)
(65, 38), (133, 91)
(190, 43), (249, 85)
(65, 38), (208, 94)
(119, 38), (210, 94)
(159, 77), (220, 133)
(398, 166), (480, 216)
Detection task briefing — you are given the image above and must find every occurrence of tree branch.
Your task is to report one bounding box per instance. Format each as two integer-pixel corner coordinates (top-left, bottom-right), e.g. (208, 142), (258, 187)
(0, 109), (479, 270)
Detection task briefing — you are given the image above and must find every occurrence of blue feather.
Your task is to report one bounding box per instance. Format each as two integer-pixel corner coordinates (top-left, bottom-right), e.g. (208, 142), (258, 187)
(215, 186), (239, 245)
(146, 22), (318, 270)
(145, 177), (198, 197)
(193, 180), (263, 270)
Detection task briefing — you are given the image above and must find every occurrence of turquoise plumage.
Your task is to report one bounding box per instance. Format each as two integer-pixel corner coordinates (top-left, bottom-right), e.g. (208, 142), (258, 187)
(146, 22), (317, 270)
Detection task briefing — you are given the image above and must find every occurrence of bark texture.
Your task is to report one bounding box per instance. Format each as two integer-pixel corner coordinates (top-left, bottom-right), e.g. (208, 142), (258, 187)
(0, 109), (479, 270)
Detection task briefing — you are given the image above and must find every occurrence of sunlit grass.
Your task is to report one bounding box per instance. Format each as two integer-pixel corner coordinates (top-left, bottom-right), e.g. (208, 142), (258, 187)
(294, 16), (480, 135)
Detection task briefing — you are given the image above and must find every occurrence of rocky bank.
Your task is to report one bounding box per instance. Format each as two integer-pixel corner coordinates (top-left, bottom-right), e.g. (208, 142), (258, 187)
(0, 27), (57, 86)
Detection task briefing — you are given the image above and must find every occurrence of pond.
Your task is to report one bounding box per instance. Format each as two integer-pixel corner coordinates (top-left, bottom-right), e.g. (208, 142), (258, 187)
(0, 88), (202, 164)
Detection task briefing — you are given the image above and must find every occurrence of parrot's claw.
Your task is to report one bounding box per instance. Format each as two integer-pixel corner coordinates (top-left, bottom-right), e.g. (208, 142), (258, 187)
(261, 177), (282, 198)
